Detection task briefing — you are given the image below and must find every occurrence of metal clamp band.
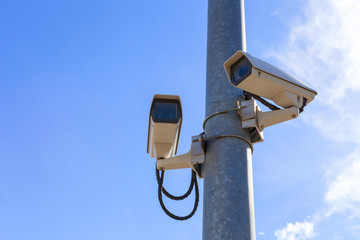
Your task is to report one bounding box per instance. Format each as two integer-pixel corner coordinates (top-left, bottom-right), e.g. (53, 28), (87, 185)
(202, 108), (237, 130)
(204, 134), (254, 154)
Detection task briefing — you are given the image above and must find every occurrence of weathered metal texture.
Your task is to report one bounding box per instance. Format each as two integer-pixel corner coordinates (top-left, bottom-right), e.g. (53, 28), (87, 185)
(203, 0), (256, 239)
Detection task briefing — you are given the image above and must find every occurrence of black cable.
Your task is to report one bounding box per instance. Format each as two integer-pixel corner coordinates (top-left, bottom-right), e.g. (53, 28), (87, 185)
(244, 91), (281, 110)
(157, 169), (199, 221)
(244, 90), (252, 100)
(156, 166), (194, 200)
(244, 91), (308, 113)
(299, 98), (307, 113)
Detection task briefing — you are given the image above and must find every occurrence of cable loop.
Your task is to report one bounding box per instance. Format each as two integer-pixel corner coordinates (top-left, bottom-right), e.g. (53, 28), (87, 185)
(157, 169), (199, 221)
(156, 166), (194, 200)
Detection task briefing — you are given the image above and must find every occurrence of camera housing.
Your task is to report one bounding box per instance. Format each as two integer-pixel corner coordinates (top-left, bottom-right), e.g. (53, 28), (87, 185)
(224, 51), (317, 108)
(147, 94), (182, 160)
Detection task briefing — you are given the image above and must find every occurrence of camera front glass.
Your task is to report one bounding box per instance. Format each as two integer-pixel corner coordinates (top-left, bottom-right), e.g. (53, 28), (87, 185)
(151, 100), (182, 123)
(231, 56), (252, 86)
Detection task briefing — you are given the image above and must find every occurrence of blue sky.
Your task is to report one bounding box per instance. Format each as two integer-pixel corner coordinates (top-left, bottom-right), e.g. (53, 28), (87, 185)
(1, 0), (359, 239)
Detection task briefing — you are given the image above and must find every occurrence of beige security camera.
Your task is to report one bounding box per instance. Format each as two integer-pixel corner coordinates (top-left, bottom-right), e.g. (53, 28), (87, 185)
(147, 94), (205, 177)
(147, 94), (182, 160)
(224, 50), (317, 108)
(224, 51), (318, 144)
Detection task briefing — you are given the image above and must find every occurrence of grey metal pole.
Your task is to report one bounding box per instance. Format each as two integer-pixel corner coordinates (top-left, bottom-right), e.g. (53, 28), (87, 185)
(203, 0), (256, 239)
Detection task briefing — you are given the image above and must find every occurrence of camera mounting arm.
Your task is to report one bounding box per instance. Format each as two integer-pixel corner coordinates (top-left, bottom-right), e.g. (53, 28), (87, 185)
(156, 135), (205, 178)
(157, 152), (192, 169)
(257, 106), (299, 131)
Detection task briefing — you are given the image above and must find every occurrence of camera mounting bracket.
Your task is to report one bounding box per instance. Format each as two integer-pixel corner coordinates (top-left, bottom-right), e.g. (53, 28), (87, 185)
(156, 135), (205, 178)
(238, 99), (299, 144)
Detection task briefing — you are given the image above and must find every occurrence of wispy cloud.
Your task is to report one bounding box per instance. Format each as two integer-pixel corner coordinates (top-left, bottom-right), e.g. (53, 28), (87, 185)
(270, 0), (360, 143)
(274, 221), (314, 240)
(269, 0), (360, 238)
(325, 147), (360, 218)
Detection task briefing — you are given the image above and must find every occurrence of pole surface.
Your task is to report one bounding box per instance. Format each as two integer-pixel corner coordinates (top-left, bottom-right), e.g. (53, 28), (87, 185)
(203, 0), (256, 239)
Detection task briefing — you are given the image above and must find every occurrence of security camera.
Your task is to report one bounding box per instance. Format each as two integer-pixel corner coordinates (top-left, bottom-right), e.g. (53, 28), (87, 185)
(147, 95), (203, 221)
(147, 94), (205, 177)
(225, 51), (318, 143)
(224, 51), (317, 108)
(147, 94), (182, 160)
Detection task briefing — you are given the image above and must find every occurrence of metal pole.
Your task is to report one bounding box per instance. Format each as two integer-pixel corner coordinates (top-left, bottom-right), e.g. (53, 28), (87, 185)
(203, 0), (256, 239)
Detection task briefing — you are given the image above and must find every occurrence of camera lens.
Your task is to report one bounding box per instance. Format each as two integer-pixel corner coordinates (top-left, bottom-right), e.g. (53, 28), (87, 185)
(157, 109), (174, 120)
(232, 57), (252, 85)
(153, 102), (179, 122)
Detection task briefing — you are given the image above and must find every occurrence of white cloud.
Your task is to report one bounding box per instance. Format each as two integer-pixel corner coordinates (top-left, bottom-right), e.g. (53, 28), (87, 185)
(270, 0), (360, 218)
(270, 0), (360, 238)
(274, 148), (360, 238)
(325, 147), (360, 218)
(269, 0), (360, 144)
(275, 221), (314, 240)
